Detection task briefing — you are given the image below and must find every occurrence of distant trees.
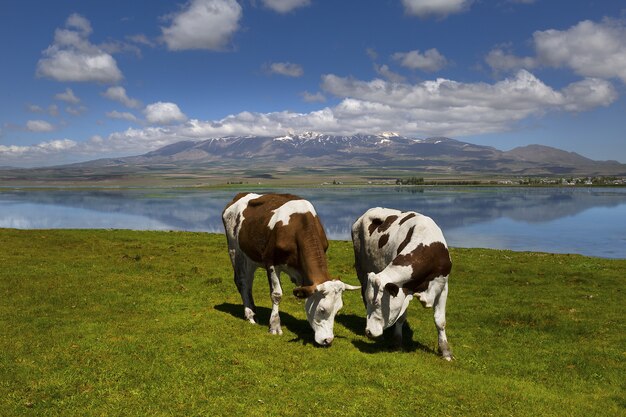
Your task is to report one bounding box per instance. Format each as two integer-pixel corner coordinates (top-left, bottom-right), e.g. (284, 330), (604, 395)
(396, 176), (424, 185)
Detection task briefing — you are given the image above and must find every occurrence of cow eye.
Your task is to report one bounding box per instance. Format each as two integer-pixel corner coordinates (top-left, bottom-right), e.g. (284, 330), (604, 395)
(319, 307), (326, 314)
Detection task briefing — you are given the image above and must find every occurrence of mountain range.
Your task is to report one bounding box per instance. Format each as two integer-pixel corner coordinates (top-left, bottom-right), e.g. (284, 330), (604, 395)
(74, 132), (625, 176)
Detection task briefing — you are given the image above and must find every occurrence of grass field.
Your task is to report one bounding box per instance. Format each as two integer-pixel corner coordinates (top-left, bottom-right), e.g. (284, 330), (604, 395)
(1, 229), (624, 416)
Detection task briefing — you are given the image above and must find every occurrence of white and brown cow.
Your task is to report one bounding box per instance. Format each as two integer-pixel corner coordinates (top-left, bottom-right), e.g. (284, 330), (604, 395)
(222, 192), (359, 346)
(352, 207), (453, 360)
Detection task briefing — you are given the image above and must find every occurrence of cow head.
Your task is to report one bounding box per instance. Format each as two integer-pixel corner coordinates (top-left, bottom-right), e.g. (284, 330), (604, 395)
(364, 272), (413, 339)
(293, 280), (360, 346)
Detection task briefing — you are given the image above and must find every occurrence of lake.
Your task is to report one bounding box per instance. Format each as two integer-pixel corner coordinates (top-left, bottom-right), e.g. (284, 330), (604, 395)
(1, 187), (625, 259)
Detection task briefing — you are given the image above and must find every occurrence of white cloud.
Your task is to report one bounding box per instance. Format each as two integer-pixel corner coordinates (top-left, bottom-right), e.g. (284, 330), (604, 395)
(106, 110), (139, 122)
(48, 104), (60, 117)
(401, 0), (472, 18)
(36, 14), (123, 83)
(4, 71), (618, 167)
(66, 106), (87, 116)
(266, 62), (304, 77)
(534, 19), (626, 83)
(301, 91), (326, 102)
(0, 139), (78, 167)
(161, 0), (242, 51)
(26, 120), (55, 132)
(261, 0), (311, 13)
(144, 102), (187, 124)
(100, 40), (142, 58)
(319, 70), (616, 135)
(27, 104), (60, 117)
(560, 77), (618, 111)
(55, 88), (81, 104)
(487, 19), (626, 83)
(66, 13), (92, 34)
(27, 104), (44, 113)
(127, 34), (155, 47)
(102, 86), (141, 108)
(374, 64), (406, 82)
(485, 47), (537, 72)
(392, 48), (448, 72)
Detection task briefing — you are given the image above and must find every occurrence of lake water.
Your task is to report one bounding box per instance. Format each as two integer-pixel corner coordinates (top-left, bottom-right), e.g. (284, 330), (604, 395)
(1, 187), (625, 259)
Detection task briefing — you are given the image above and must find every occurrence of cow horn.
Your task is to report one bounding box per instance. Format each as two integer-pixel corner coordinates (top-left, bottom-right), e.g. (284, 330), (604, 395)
(342, 283), (361, 291)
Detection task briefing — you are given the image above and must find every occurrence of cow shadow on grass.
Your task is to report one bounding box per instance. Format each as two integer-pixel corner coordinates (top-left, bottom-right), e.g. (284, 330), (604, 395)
(336, 313), (435, 355)
(214, 303), (318, 346)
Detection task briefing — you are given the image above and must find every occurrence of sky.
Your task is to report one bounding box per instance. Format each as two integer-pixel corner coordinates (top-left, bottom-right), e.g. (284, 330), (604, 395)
(1, 0), (625, 168)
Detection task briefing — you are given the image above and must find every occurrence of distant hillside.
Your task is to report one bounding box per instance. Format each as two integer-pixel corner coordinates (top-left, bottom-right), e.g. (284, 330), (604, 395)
(2, 134), (625, 185)
(72, 132), (625, 176)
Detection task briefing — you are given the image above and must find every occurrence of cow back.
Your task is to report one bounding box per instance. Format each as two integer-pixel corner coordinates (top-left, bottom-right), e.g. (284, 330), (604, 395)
(353, 207), (451, 292)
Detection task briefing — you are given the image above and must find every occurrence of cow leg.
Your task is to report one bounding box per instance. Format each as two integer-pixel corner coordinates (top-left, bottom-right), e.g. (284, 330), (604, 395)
(267, 266), (283, 335)
(234, 254), (257, 324)
(433, 280), (453, 360)
(392, 311), (407, 349)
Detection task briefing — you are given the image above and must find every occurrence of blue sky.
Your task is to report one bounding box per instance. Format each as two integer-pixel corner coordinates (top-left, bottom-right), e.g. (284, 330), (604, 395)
(1, 0), (625, 167)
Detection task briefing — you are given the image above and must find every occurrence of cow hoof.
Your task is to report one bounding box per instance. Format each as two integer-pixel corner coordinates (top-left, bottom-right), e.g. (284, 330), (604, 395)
(269, 327), (283, 335)
(244, 308), (257, 324)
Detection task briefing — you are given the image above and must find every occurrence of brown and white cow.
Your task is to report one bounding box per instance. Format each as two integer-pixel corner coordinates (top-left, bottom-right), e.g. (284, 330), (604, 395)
(351, 207), (453, 360)
(222, 192), (359, 346)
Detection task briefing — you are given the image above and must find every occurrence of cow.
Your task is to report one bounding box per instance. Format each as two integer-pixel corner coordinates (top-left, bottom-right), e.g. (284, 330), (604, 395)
(222, 192), (360, 346)
(351, 207), (453, 360)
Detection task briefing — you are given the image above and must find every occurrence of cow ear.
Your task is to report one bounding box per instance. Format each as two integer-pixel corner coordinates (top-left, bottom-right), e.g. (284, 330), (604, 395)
(293, 285), (316, 299)
(384, 283), (400, 297)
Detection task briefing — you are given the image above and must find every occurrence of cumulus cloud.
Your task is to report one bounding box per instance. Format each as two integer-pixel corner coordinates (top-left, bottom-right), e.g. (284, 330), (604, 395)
(106, 110), (139, 122)
(144, 102), (187, 124)
(161, 0), (242, 51)
(66, 13), (92, 34)
(0, 139), (76, 155)
(66, 106), (87, 116)
(485, 47), (537, 73)
(55, 88), (81, 104)
(535, 19), (626, 83)
(487, 19), (626, 83)
(29, 104), (60, 117)
(266, 62), (304, 77)
(392, 49), (448, 72)
(374, 64), (406, 82)
(27, 105), (44, 113)
(26, 120), (55, 132)
(0, 139), (78, 167)
(301, 91), (326, 102)
(127, 34), (156, 47)
(102, 86), (141, 108)
(401, 0), (472, 18)
(261, 0), (311, 13)
(36, 14), (123, 83)
(320, 70), (616, 134)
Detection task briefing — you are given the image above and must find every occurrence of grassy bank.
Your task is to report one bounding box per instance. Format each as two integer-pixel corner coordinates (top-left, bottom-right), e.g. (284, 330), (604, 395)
(1, 229), (624, 416)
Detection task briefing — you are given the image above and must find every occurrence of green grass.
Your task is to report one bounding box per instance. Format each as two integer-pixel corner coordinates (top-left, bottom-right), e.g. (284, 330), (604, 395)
(1, 229), (624, 416)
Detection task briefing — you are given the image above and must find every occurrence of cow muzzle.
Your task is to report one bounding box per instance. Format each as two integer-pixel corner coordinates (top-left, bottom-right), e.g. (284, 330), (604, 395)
(365, 322), (383, 340)
(316, 336), (334, 347)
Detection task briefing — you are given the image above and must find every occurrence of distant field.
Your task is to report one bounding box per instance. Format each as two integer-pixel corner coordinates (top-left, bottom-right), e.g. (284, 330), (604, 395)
(0, 164), (534, 188)
(1, 229), (624, 416)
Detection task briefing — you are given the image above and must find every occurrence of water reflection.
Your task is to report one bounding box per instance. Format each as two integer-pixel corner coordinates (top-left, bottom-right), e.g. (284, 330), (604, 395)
(1, 187), (625, 258)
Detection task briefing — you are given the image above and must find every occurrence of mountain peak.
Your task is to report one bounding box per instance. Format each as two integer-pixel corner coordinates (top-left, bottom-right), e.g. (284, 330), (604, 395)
(73, 133), (625, 176)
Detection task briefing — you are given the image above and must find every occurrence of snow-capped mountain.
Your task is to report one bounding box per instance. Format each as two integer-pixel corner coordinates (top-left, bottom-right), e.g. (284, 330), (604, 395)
(72, 133), (625, 175)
